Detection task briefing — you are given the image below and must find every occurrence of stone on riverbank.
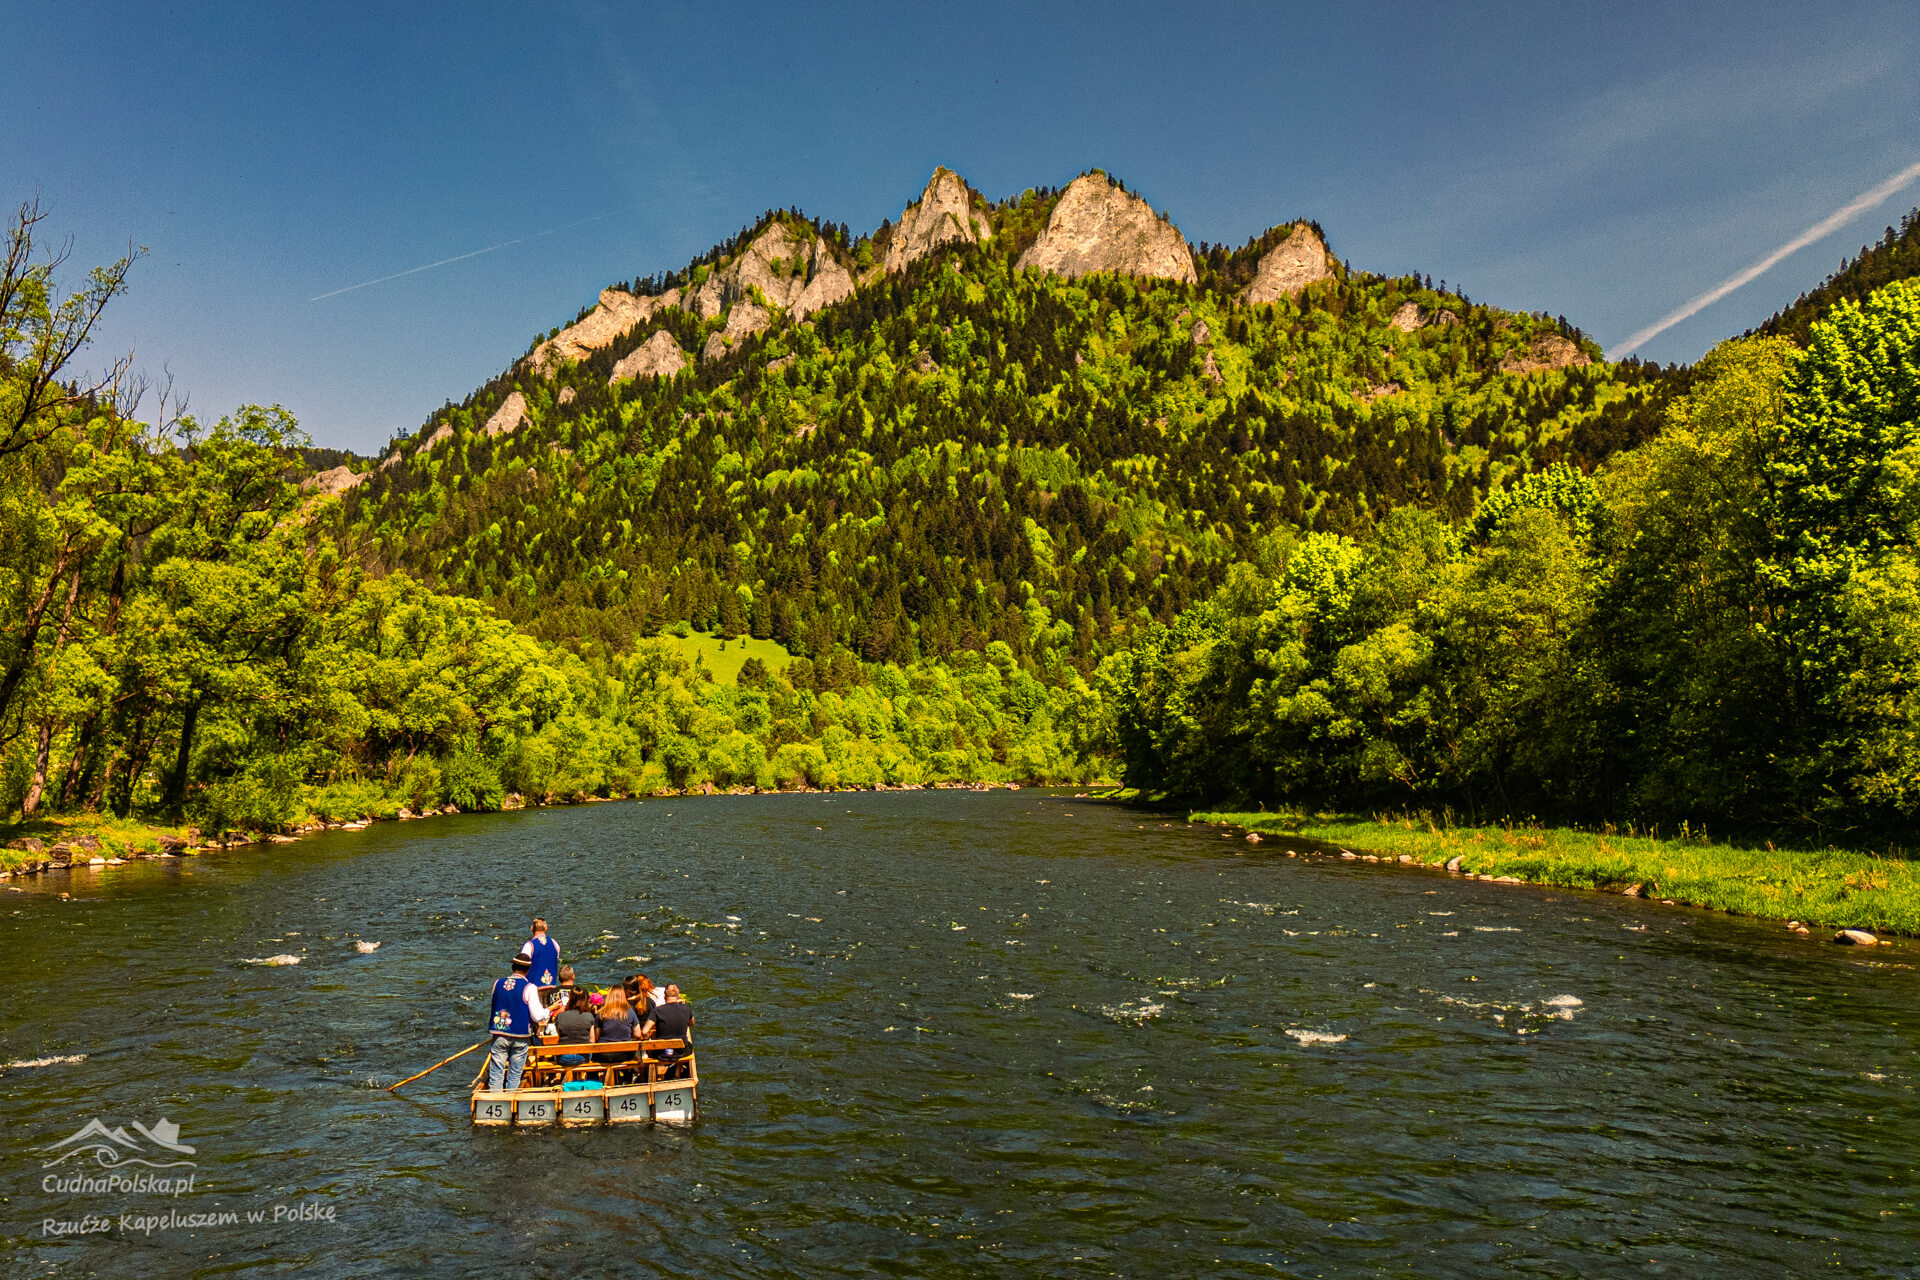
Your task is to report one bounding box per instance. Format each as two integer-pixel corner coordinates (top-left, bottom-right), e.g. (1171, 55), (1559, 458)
(1834, 929), (1880, 946)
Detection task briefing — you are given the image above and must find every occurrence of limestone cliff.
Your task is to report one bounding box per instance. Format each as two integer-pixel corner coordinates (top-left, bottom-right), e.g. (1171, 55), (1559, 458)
(694, 222), (855, 323)
(1499, 333), (1591, 374)
(702, 298), (771, 362)
(1388, 302), (1459, 331)
(1016, 174), (1196, 283)
(884, 168), (992, 272)
(482, 390), (528, 438)
(609, 330), (688, 383)
(1242, 224), (1334, 304)
(300, 465), (365, 496)
(531, 287), (680, 370)
(416, 422), (453, 456)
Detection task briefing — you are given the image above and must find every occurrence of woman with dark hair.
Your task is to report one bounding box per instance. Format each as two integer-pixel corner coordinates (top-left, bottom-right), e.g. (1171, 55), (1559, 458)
(553, 987), (598, 1066)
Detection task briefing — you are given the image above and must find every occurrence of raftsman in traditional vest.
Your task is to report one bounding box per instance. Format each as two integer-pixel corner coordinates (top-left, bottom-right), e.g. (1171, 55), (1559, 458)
(523, 934), (560, 987)
(490, 975), (534, 1038)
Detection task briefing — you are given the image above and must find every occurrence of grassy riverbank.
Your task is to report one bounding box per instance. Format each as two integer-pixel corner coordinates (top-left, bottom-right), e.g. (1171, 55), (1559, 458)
(0, 812), (197, 873)
(1191, 811), (1920, 936)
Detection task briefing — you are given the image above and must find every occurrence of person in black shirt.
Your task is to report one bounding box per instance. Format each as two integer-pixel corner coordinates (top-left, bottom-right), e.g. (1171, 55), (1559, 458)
(639, 986), (695, 1079)
(553, 987), (598, 1066)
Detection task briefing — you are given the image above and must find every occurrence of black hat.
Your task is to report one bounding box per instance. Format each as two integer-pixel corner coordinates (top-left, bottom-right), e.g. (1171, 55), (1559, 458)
(510, 954), (532, 971)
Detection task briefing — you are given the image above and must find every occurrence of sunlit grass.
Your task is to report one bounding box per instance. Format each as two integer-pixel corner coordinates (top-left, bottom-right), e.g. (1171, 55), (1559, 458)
(649, 631), (794, 684)
(1191, 809), (1920, 935)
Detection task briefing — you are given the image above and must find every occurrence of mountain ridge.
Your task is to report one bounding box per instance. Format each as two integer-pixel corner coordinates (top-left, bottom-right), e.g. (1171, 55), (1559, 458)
(322, 165), (1676, 677)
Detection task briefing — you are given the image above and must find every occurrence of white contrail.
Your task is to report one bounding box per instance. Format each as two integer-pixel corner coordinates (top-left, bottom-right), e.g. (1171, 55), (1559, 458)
(1612, 159), (1920, 357)
(308, 212), (619, 301)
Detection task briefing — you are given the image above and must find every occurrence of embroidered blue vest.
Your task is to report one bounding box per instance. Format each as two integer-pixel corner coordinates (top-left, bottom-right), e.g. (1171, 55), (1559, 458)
(525, 936), (560, 987)
(490, 976), (532, 1038)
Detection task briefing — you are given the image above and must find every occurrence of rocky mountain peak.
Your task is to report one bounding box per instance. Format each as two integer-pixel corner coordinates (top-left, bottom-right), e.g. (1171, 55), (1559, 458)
(1016, 174), (1197, 284)
(1241, 224), (1335, 304)
(885, 167), (992, 272)
(689, 219), (854, 323)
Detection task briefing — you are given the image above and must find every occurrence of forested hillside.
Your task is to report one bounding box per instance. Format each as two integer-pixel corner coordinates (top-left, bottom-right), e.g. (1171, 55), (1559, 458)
(330, 171), (1680, 675)
(1754, 206), (1920, 346)
(1102, 278), (1920, 841)
(16, 169), (1899, 844)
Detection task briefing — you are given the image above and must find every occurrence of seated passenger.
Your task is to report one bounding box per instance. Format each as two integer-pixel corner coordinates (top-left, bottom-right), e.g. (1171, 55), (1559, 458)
(597, 988), (639, 1050)
(638, 984), (695, 1079)
(626, 973), (663, 1011)
(552, 987), (598, 1066)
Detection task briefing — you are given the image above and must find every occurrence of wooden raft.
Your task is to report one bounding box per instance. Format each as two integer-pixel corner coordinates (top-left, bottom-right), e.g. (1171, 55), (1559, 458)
(469, 1039), (699, 1127)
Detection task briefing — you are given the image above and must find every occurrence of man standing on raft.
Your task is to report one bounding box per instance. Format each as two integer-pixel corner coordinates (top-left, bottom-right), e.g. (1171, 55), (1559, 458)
(486, 953), (565, 1091)
(518, 918), (561, 994)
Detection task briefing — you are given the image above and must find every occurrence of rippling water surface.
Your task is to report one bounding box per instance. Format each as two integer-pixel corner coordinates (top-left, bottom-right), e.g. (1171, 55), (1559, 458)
(3, 791), (1917, 1277)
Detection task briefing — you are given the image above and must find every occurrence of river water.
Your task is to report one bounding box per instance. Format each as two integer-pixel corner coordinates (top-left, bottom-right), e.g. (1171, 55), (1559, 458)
(2, 791), (1915, 1277)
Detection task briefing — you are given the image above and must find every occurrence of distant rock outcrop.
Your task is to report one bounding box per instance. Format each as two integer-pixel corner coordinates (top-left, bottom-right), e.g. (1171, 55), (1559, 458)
(885, 168), (992, 272)
(482, 391), (528, 437)
(688, 272), (727, 319)
(703, 299), (771, 362)
(1017, 174), (1196, 283)
(692, 222), (856, 325)
(300, 465), (365, 497)
(417, 422), (453, 455)
(792, 254), (854, 318)
(1499, 333), (1591, 374)
(609, 330), (688, 383)
(1242, 224), (1334, 304)
(531, 288), (680, 370)
(1390, 302), (1462, 332)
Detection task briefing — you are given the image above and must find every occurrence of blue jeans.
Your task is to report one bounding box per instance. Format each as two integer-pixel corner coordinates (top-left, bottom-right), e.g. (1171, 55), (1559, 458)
(555, 1053), (586, 1066)
(487, 1037), (528, 1090)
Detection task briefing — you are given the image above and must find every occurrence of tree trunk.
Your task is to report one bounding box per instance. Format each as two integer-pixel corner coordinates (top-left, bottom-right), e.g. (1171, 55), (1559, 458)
(0, 547), (73, 732)
(18, 563), (86, 813)
(21, 718), (55, 814)
(59, 717), (105, 805)
(114, 714), (149, 817)
(164, 698), (202, 818)
(92, 749), (119, 814)
(55, 713), (97, 808)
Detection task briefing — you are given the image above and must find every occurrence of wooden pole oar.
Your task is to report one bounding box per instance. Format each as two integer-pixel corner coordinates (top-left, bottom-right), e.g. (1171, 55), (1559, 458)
(388, 1041), (488, 1092)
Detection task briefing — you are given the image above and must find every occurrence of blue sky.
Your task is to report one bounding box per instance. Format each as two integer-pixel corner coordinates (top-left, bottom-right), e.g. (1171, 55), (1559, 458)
(5, 1), (1916, 454)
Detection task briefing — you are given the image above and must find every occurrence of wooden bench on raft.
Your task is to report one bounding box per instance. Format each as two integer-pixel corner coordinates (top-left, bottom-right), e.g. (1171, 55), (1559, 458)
(522, 1039), (692, 1088)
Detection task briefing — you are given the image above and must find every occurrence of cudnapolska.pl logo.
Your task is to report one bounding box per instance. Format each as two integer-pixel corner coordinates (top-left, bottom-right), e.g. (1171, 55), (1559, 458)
(37, 1116), (339, 1236)
(41, 1117), (198, 1196)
